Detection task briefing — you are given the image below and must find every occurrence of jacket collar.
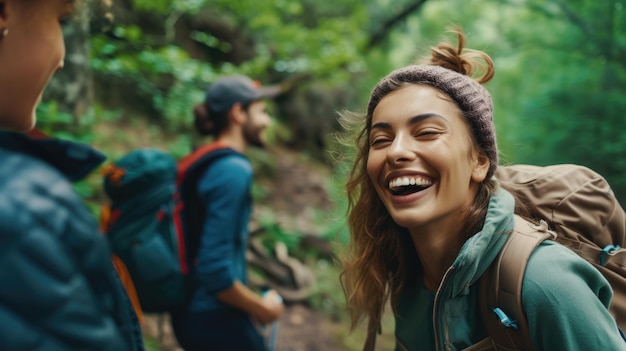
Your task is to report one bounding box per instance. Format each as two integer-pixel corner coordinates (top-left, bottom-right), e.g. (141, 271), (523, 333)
(446, 187), (516, 296)
(0, 129), (106, 182)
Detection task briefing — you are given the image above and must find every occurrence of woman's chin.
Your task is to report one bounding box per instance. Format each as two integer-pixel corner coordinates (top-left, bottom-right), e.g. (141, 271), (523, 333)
(17, 113), (37, 133)
(0, 115), (35, 133)
(390, 211), (429, 230)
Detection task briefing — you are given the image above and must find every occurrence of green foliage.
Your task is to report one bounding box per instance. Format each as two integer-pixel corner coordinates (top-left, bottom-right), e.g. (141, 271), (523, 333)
(256, 218), (302, 253)
(133, 0), (205, 14)
(483, 0), (626, 203)
(91, 28), (217, 131)
(37, 101), (74, 130)
(89, 0), (373, 136)
(203, 0), (370, 78)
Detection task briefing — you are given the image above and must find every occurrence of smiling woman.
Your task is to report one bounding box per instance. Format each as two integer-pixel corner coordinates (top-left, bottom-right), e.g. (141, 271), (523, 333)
(366, 85), (490, 237)
(0, 0), (144, 350)
(339, 27), (626, 351)
(0, 0), (72, 131)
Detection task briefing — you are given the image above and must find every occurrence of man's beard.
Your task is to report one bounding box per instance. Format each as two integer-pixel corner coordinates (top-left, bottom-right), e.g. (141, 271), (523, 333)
(243, 123), (265, 149)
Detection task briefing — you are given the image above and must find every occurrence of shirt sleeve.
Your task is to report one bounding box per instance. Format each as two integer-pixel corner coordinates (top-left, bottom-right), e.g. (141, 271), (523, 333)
(194, 155), (253, 293)
(523, 241), (626, 351)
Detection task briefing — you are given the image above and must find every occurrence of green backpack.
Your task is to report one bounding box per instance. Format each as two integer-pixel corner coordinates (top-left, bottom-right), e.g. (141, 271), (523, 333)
(101, 143), (234, 313)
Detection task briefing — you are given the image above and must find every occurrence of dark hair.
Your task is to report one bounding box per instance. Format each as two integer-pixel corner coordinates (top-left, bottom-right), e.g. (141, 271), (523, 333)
(193, 104), (223, 137)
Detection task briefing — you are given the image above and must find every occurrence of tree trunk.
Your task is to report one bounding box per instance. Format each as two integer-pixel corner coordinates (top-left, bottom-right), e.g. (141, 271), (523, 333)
(43, 3), (93, 132)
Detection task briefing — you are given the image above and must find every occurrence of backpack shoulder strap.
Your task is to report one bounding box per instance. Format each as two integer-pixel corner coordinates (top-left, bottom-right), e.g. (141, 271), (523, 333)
(477, 215), (555, 351)
(177, 142), (232, 185)
(174, 142), (237, 274)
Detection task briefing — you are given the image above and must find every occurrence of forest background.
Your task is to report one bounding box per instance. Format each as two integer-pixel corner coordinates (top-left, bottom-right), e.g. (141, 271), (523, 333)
(42, 0), (625, 349)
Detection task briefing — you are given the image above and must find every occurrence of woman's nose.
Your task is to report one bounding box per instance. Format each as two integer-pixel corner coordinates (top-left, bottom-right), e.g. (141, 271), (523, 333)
(386, 134), (415, 164)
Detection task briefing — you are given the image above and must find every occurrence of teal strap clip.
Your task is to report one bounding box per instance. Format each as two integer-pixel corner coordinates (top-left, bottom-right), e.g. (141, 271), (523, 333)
(492, 307), (518, 330)
(600, 245), (621, 266)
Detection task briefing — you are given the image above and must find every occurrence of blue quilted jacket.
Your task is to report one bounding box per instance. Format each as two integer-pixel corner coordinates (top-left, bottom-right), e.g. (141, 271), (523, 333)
(0, 131), (144, 351)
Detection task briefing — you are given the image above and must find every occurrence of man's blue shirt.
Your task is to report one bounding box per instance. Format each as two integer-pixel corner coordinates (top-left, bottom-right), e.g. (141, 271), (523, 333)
(188, 152), (253, 312)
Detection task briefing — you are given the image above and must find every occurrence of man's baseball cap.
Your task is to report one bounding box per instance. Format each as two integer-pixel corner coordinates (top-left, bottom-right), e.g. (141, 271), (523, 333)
(204, 75), (281, 114)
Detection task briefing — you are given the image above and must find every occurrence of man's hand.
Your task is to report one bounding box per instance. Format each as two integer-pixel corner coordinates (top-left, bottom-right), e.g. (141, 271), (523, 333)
(256, 289), (284, 325)
(216, 282), (284, 325)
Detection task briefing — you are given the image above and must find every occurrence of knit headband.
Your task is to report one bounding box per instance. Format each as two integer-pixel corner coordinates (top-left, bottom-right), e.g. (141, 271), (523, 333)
(367, 64), (498, 180)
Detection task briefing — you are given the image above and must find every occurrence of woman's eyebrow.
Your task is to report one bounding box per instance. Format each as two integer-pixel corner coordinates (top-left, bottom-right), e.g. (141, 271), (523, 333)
(407, 113), (446, 125)
(371, 113), (446, 131)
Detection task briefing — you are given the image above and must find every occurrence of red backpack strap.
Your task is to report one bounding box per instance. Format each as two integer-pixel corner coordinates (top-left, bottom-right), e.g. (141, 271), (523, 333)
(476, 215), (555, 351)
(174, 142), (235, 274)
(177, 142), (229, 185)
(27, 128), (49, 139)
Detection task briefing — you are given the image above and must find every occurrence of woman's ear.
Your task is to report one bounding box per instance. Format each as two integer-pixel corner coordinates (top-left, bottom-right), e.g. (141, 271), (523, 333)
(471, 153), (490, 183)
(0, 0), (15, 38)
(0, 2), (8, 44)
(0, 1), (7, 28)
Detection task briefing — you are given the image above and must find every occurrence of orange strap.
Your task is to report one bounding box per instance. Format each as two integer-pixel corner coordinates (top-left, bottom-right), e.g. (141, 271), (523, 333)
(102, 205), (144, 324)
(111, 254), (144, 325)
(99, 205), (111, 233)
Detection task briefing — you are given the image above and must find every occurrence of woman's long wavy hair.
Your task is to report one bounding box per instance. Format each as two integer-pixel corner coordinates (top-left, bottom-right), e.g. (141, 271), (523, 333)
(338, 27), (504, 332)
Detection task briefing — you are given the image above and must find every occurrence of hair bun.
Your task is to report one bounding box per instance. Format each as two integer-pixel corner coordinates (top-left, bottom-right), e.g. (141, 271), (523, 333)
(422, 27), (494, 85)
(193, 104), (215, 136)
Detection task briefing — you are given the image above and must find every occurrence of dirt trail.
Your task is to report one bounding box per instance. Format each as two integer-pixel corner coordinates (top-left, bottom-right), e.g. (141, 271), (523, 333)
(142, 302), (344, 351)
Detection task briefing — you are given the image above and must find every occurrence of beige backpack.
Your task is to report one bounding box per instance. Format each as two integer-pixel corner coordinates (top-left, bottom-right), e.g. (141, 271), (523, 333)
(469, 164), (626, 350)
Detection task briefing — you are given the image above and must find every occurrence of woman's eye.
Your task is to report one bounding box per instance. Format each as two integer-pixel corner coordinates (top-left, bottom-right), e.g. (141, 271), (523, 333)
(370, 137), (391, 146)
(416, 129), (441, 137)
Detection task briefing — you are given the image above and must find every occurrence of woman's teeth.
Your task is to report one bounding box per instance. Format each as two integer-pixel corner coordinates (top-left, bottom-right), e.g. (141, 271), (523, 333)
(389, 176), (432, 190)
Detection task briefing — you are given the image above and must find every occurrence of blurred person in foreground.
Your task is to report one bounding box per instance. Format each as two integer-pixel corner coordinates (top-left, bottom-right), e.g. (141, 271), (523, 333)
(0, 0), (144, 350)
